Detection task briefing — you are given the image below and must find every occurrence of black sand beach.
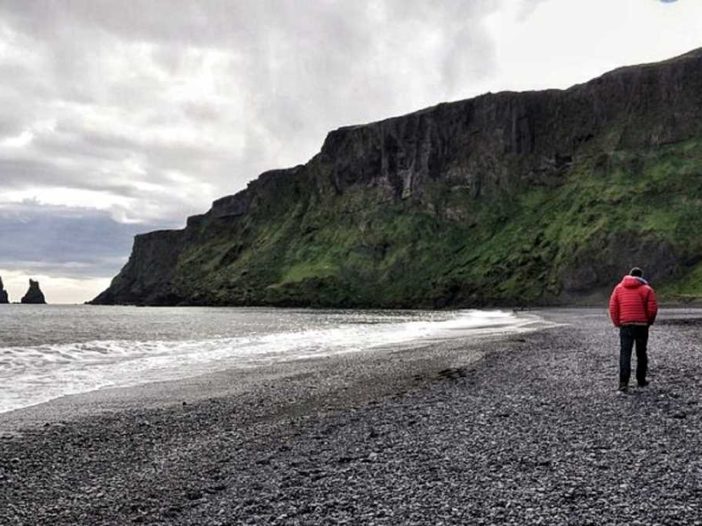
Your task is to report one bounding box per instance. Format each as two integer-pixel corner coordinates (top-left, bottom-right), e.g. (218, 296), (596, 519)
(2, 308), (702, 525)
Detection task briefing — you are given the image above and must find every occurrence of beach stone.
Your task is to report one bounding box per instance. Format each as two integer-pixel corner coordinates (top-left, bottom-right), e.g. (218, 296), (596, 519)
(2, 309), (702, 524)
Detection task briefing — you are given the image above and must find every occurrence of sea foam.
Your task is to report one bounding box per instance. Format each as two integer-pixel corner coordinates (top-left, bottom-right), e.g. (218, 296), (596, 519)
(0, 309), (542, 414)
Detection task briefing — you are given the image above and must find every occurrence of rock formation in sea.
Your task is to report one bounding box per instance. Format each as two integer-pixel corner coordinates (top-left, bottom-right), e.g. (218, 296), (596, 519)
(93, 48), (702, 307)
(21, 279), (47, 304)
(0, 276), (8, 304)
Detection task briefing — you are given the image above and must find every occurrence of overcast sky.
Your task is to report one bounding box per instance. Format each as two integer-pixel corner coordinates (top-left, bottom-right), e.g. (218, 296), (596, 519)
(0, 0), (700, 303)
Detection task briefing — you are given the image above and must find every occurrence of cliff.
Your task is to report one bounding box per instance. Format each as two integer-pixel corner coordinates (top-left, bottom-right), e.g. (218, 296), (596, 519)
(0, 277), (8, 304)
(93, 48), (702, 307)
(21, 279), (46, 304)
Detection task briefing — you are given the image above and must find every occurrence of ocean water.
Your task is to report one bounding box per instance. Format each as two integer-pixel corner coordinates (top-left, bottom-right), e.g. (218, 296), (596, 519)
(0, 305), (542, 414)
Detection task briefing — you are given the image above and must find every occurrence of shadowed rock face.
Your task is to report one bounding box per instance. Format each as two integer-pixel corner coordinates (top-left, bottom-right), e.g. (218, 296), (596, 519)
(92, 230), (185, 306)
(92, 48), (702, 307)
(21, 279), (46, 304)
(0, 277), (8, 304)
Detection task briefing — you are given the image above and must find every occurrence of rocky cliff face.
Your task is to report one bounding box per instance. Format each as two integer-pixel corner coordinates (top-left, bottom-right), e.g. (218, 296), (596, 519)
(0, 277), (8, 304)
(92, 230), (184, 306)
(93, 49), (702, 307)
(21, 279), (46, 304)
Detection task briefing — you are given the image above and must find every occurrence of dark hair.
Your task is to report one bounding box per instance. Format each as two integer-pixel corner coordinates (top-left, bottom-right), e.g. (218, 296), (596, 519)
(629, 267), (644, 277)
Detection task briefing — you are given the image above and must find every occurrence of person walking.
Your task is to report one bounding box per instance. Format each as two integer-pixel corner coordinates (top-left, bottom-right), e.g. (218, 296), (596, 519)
(608, 267), (658, 393)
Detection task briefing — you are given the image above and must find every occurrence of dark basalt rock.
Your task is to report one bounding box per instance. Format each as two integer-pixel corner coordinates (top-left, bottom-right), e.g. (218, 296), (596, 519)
(21, 279), (46, 304)
(0, 276), (8, 304)
(92, 48), (702, 307)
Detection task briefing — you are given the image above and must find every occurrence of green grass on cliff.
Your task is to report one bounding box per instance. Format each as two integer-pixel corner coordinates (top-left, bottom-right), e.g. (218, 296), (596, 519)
(173, 138), (702, 307)
(661, 261), (702, 300)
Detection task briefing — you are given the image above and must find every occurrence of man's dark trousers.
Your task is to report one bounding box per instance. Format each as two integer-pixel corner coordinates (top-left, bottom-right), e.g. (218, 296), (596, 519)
(620, 325), (649, 386)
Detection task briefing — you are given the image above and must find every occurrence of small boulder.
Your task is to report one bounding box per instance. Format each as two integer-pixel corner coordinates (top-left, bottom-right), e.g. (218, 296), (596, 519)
(21, 279), (46, 304)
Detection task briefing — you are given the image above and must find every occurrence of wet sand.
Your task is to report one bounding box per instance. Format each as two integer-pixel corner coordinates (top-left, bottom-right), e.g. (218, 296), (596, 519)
(2, 308), (702, 524)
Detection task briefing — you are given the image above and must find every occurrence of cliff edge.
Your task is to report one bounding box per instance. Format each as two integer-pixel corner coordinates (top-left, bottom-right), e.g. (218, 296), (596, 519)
(93, 48), (702, 307)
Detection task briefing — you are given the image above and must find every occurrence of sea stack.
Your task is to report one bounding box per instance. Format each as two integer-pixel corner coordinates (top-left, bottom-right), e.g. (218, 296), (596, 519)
(0, 276), (8, 304)
(21, 279), (46, 304)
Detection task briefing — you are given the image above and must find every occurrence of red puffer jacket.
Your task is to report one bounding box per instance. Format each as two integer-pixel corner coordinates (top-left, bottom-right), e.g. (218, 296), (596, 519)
(609, 276), (658, 327)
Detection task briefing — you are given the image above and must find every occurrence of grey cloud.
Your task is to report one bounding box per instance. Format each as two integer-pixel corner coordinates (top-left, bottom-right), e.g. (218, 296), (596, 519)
(33, 122), (228, 169)
(1, 1), (375, 48)
(0, 116), (24, 136)
(31, 126), (135, 162)
(0, 202), (170, 278)
(516, 0), (550, 19)
(0, 157), (67, 181)
(0, 0), (500, 172)
(0, 156), (139, 197)
(181, 102), (223, 123)
(441, 22), (497, 94)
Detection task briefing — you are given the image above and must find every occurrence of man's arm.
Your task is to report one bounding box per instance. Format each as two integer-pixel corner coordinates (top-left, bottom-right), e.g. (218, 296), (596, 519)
(609, 287), (621, 327)
(647, 287), (658, 325)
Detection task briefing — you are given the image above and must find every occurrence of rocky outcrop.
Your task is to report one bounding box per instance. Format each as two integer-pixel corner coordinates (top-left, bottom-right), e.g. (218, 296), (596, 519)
(0, 276), (8, 304)
(21, 279), (46, 304)
(92, 230), (185, 306)
(92, 48), (702, 307)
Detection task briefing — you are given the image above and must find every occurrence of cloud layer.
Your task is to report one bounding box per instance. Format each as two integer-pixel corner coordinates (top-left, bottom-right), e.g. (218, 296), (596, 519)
(0, 201), (159, 278)
(0, 0), (501, 224)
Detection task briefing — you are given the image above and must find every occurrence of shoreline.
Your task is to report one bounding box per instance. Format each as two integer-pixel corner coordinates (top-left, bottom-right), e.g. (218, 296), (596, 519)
(2, 308), (702, 524)
(0, 309), (550, 430)
(0, 328), (524, 433)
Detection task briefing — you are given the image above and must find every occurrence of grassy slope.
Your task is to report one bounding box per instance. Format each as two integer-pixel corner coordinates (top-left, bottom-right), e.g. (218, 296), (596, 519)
(173, 139), (702, 307)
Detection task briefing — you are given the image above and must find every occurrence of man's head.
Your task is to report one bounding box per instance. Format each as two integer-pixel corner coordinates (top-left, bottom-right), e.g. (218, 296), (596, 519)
(629, 267), (644, 277)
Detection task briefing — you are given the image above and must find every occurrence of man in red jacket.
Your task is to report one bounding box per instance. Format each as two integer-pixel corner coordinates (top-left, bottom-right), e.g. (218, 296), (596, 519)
(609, 267), (658, 393)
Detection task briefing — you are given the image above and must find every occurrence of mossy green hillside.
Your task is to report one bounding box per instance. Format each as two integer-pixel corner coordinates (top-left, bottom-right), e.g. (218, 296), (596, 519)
(168, 139), (702, 307)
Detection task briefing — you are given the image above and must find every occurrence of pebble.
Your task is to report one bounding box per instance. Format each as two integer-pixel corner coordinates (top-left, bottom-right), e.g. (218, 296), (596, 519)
(2, 309), (702, 524)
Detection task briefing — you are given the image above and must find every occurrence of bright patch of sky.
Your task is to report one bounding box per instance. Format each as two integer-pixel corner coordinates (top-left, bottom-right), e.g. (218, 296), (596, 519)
(0, 0), (699, 303)
(0, 268), (110, 305)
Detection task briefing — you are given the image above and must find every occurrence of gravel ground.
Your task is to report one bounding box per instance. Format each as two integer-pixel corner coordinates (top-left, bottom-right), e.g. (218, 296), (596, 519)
(2, 308), (702, 525)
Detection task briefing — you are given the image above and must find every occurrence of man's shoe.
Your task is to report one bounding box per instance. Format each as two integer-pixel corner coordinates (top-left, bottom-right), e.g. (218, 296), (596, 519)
(618, 383), (629, 394)
(637, 380), (649, 388)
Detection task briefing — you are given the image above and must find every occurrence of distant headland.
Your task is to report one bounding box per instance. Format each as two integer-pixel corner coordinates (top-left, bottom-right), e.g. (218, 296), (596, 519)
(0, 277), (47, 304)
